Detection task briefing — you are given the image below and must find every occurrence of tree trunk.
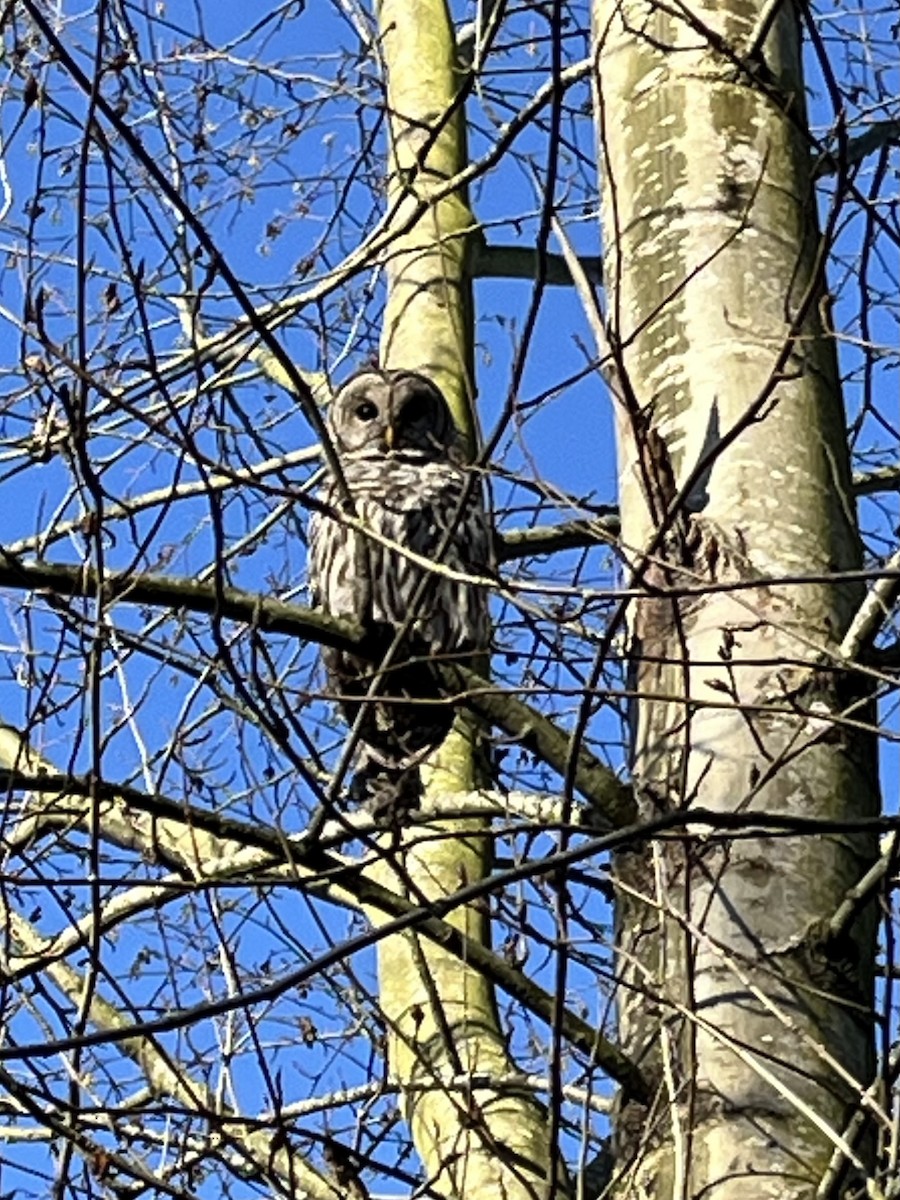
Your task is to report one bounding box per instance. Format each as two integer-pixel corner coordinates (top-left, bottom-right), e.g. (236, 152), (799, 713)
(592, 0), (879, 1194)
(369, 4), (559, 1195)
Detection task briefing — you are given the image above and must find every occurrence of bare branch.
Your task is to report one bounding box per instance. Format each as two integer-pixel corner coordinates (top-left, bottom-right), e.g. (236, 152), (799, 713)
(813, 120), (900, 178)
(471, 240), (602, 288)
(496, 516), (619, 562)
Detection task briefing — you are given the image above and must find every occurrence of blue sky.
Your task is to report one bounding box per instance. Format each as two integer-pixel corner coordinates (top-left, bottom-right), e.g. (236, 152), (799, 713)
(0, 1), (896, 1195)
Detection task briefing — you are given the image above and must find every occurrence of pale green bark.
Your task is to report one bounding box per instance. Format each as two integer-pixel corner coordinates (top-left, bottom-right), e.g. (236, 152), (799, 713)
(377, 0), (476, 445)
(369, 3), (560, 1196)
(593, 0), (878, 1196)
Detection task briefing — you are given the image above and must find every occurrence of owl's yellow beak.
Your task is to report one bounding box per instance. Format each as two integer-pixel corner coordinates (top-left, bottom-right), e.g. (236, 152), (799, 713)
(384, 422), (395, 450)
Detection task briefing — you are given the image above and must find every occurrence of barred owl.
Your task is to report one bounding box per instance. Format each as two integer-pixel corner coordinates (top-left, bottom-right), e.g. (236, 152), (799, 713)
(308, 368), (491, 801)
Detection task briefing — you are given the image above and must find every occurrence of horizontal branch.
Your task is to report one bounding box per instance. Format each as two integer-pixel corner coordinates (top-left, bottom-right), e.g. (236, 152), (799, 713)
(851, 466), (900, 497)
(471, 240), (602, 288)
(813, 120), (900, 178)
(0, 549), (358, 649)
(497, 516), (619, 562)
(0, 550), (634, 826)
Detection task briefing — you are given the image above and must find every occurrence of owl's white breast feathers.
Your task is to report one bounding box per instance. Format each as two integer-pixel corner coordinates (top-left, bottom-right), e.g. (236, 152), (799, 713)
(308, 454), (491, 655)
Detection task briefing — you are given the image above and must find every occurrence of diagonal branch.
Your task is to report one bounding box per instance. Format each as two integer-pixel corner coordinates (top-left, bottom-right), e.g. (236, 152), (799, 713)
(1, 766), (646, 1099)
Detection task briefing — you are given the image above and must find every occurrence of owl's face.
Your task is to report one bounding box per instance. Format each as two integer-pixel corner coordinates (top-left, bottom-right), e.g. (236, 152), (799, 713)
(329, 369), (457, 458)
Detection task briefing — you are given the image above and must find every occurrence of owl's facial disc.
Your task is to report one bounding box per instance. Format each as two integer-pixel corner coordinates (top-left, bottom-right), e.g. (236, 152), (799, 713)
(331, 369), (454, 457)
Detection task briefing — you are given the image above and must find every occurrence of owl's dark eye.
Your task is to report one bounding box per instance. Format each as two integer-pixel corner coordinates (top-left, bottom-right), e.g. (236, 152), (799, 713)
(355, 401), (378, 421)
(400, 394), (431, 425)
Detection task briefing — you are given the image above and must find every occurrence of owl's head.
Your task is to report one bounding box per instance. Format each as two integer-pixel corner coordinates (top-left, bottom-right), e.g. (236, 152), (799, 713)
(329, 369), (459, 459)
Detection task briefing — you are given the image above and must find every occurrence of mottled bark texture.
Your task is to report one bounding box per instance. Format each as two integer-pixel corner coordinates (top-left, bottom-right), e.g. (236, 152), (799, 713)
(593, 0), (879, 1196)
(368, 3), (560, 1197)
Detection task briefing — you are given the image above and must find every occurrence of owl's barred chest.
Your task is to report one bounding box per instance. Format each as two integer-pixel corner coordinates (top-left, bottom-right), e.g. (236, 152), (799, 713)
(326, 458), (474, 543)
(309, 454), (490, 651)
